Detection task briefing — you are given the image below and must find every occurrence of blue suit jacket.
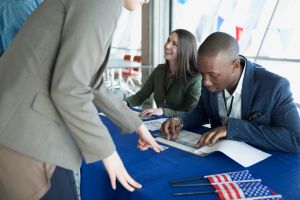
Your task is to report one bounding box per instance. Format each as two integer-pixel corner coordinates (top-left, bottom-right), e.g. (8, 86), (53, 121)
(181, 57), (300, 152)
(0, 0), (42, 55)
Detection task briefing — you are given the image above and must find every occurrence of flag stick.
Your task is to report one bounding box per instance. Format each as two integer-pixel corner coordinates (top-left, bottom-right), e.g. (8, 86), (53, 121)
(242, 194), (282, 200)
(169, 170), (249, 184)
(171, 179), (261, 187)
(204, 170), (249, 178)
(174, 190), (216, 196)
(174, 190), (282, 199)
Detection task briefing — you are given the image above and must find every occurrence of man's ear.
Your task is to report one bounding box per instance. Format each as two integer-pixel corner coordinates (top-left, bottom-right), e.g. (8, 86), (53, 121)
(232, 59), (240, 73)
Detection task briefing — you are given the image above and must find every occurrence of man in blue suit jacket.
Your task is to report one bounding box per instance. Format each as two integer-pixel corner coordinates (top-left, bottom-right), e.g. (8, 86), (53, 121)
(161, 32), (300, 153)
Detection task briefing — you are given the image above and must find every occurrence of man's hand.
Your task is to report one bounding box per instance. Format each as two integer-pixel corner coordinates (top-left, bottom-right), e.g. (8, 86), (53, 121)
(160, 118), (182, 140)
(102, 151), (142, 192)
(139, 108), (163, 117)
(196, 125), (227, 148)
(136, 124), (163, 152)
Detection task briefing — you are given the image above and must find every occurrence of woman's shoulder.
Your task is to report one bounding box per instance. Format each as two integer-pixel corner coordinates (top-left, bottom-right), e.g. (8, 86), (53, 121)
(183, 73), (201, 88)
(187, 73), (202, 82)
(146, 64), (167, 81)
(152, 64), (167, 75)
(155, 63), (167, 70)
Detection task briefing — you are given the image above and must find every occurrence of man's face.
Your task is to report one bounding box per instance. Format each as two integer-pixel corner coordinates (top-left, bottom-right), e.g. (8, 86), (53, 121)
(197, 53), (235, 93)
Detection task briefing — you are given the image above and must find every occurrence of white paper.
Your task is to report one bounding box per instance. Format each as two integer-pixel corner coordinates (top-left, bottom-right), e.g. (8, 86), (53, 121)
(144, 118), (168, 131)
(155, 130), (271, 167)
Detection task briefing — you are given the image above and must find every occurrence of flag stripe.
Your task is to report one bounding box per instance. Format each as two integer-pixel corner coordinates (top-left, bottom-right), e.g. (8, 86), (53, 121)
(216, 175), (222, 182)
(208, 177), (214, 183)
(222, 183), (235, 199)
(229, 182), (242, 199)
(215, 182), (246, 200)
(222, 174), (230, 182)
(214, 184), (228, 200)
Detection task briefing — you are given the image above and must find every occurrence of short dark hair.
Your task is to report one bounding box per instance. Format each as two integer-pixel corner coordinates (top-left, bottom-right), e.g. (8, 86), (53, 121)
(168, 29), (198, 80)
(198, 32), (239, 61)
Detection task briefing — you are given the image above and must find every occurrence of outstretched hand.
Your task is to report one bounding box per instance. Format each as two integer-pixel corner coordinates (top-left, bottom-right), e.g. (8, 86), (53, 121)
(136, 124), (163, 152)
(102, 151), (142, 192)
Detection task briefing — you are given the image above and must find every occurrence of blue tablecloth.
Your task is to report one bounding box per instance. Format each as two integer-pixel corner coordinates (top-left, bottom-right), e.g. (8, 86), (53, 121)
(80, 116), (300, 200)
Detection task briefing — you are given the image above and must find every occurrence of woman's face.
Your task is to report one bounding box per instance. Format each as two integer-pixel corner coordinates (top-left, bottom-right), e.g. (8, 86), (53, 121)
(124, 0), (149, 11)
(164, 32), (178, 63)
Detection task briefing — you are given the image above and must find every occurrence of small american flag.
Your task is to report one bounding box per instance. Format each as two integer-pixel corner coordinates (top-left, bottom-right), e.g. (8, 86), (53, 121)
(205, 170), (254, 183)
(213, 182), (282, 200)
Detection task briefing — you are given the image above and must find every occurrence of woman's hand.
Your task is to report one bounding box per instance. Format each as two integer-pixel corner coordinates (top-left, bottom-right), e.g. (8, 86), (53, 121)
(102, 151), (142, 192)
(139, 108), (163, 117)
(136, 124), (163, 152)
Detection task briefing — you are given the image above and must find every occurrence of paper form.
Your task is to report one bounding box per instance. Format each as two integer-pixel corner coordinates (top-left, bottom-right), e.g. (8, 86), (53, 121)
(155, 130), (271, 167)
(143, 118), (168, 131)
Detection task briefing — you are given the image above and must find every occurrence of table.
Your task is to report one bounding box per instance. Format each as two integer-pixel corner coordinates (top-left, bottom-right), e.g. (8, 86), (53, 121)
(80, 116), (300, 200)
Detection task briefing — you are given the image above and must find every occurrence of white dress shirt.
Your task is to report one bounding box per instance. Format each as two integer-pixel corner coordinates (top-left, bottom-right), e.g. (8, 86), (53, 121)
(218, 61), (246, 124)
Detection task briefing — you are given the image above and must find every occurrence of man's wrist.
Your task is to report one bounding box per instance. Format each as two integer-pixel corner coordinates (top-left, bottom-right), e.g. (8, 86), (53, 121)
(174, 117), (183, 128)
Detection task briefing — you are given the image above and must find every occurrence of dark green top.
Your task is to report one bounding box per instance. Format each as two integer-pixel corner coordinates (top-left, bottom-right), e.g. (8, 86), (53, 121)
(125, 64), (202, 117)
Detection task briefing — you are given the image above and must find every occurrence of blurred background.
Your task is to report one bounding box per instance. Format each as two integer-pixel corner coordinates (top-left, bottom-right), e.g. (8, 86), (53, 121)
(108, 0), (300, 109)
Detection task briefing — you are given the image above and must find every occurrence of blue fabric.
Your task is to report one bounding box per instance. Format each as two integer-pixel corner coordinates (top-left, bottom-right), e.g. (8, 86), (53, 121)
(80, 116), (300, 200)
(181, 57), (300, 153)
(0, 0), (42, 55)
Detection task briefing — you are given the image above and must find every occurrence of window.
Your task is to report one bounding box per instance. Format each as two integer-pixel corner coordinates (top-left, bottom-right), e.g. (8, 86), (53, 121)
(111, 7), (142, 59)
(172, 0), (300, 106)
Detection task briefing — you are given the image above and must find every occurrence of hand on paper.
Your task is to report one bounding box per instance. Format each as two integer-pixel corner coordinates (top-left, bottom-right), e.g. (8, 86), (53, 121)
(103, 151), (142, 192)
(196, 125), (227, 148)
(160, 117), (182, 140)
(139, 108), (163, 117)
(136, 124), (163, 152)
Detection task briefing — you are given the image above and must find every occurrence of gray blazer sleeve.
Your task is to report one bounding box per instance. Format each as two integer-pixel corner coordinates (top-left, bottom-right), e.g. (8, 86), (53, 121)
(93, 83), (142, 134)
(50, 0), (124, 163)
(91, 47), (143, 133)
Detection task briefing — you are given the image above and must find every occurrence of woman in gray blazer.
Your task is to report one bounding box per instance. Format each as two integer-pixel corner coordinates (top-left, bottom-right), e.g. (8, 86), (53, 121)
(0, 0), (161, 199)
